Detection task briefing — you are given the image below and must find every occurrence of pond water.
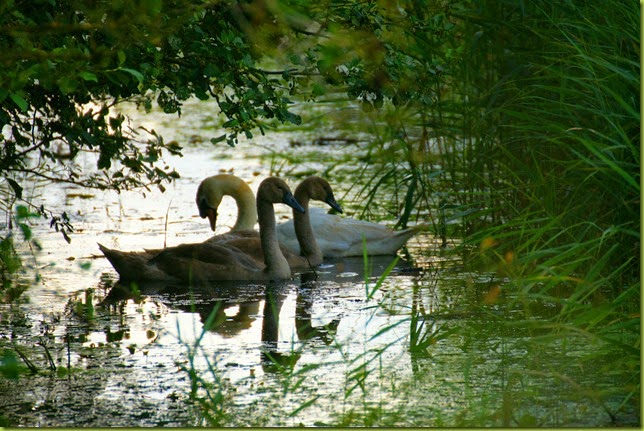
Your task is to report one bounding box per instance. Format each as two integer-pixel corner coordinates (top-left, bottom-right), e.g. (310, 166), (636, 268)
(0, 100), (638, 427)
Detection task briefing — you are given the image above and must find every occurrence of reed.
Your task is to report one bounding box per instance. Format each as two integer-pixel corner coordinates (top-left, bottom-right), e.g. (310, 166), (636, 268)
(442, 0), (640, 418)
(343, 0), (640, 325)
(459, 1), (639, 300)
(322, 0), (640, 420)
(176, 303), (231, 426)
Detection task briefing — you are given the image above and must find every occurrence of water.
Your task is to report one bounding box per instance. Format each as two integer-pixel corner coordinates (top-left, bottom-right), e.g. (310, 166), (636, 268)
(0, 100), (638, 427)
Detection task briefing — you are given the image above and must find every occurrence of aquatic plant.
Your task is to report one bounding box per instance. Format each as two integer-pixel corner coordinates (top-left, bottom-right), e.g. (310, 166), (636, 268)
(176, 302), (232, 426)
(262, 0), (640, 424)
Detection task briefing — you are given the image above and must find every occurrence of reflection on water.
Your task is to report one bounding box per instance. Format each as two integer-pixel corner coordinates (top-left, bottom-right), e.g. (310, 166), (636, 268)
(98, 253), (411, 378)
(0, 100), (637, 427)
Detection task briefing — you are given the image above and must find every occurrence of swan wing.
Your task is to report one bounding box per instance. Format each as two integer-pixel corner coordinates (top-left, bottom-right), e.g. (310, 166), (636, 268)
(208, 230), (310, 271)
(150, 241), (264, 282)
(276, 208), (424, 257)
(100, 240), (265, 282)
(340, 226), (421, 256)
(276, 208), (354, 257)
(205, 229), (259, 244)
(99, 243), (166, 280)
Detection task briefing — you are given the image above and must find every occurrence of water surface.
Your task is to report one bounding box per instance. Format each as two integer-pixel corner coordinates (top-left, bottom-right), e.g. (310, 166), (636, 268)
(0, 100), (637, 427)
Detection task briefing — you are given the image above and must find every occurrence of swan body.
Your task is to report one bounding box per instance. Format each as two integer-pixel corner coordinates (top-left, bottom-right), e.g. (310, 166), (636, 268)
(99, 177), (304, 282)
(277, 207), (423, 257)
(196, 174), (424, 257)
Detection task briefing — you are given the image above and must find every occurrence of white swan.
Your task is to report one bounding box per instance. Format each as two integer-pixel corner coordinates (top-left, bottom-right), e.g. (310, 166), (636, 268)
(196, 174), (424, 257)
(99, 177), (304, 282)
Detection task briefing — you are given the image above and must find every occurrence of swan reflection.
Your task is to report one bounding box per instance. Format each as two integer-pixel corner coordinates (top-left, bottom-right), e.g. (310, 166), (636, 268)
(100, 254), (415, 374)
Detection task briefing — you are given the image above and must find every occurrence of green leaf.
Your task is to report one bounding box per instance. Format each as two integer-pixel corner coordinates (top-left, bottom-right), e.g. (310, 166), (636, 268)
(312, 83), (326, 96)
(19, 223), (32, 241)
(79, 71), (98, 82)
(57, 77), (78, 94)
(16, 205), (29, 219)
(119, 68), (144, 83)
(281, 109), (301, 125)
(0, 350), (20, 379)
(6, 178), (22, 199)
(222, 119), (239, 128)
(9, 93), (28, 111)
(210, 134), (227, 145)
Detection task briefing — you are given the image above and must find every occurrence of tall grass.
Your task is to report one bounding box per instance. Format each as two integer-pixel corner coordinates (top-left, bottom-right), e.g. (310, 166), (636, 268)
(457, 1), (639, 305)
(319, 0), (640, 421)
(438, 0), (640, 419)
(325, 0), (639, 302)
(343, 0), (640, 327)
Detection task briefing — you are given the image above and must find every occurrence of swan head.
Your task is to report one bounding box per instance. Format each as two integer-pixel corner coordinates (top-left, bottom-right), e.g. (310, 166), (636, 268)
(196, 174), (259, 232)
(258, 177), (305, 213)
(298, 176), (343, 213)
(196, 176), (225, 231)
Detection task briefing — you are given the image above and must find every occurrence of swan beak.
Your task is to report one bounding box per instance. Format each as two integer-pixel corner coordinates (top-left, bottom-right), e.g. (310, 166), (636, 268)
(197, 199), (218, 231)
(206, 208), (218, 231)
(325, 195), (343, 214)
(284, 192), (305, 214)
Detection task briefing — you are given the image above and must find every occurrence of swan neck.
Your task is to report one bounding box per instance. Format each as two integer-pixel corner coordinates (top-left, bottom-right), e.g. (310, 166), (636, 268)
(232, 192), (258, 231)
(223, 177), (257, 231)
(293, 193), (323, 265)
(257, 199), (291, 279)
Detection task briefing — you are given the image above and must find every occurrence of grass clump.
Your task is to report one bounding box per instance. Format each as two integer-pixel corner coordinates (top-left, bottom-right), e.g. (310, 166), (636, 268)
(439, 1), (640, 421)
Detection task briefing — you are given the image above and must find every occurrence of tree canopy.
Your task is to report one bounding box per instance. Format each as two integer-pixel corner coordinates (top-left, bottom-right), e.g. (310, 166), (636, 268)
(1, 1), (301, 195)
(0, 0), (457, 243)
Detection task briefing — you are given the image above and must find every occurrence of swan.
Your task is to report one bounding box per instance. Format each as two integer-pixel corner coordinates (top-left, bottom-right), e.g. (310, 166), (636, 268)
(196, 174), (425, 257)
(99, 177), (304, 282)
(202, 176), (343, 269)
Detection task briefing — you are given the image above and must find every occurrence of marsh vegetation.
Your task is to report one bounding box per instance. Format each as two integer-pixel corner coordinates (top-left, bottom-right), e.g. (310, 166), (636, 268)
(0, 0), (640, 427)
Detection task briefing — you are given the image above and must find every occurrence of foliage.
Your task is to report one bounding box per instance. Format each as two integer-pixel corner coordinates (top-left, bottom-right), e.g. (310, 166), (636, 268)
(273, 0), (639, 293)
(0, 0), (308, 283)
(285, 0), (639, 327)
(261, 0), (640, 422)
(1, 0), (305, 186)
(446, 0), (640, 341)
